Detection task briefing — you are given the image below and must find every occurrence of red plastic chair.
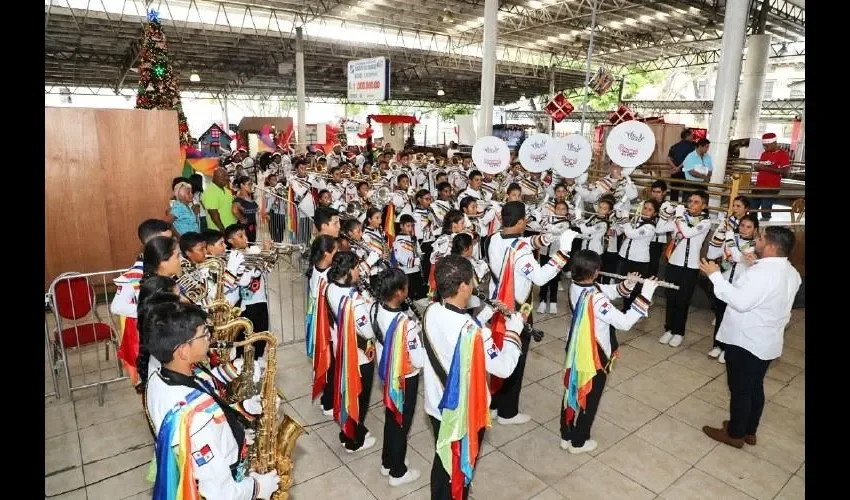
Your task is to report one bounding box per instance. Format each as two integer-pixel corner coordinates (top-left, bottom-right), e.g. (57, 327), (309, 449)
(50, 275), (116, 362)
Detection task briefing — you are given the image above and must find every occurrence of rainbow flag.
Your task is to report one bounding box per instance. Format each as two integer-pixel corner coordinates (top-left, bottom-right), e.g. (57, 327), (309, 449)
(384, 203), (396, 247)
(306, 279), (333, 401)
(258, 125), (277, 153)
(333, 291), (363, 439)
(152, 390), (213, 500)
(562, 289), (604, 425)
(378, 313), (409, 425)
(488, 239), (524, 394)
(437, 322), (491, 500)
(182, 145), (219, 177)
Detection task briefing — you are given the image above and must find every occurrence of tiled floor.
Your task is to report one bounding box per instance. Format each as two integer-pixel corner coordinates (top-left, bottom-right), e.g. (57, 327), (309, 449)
(45, 290), (805, 500)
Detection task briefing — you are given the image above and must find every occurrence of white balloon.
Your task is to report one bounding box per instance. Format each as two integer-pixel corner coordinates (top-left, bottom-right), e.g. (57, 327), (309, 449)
(517, 133), (554, 173)
(605, 120), (656, 174)
(551, 135), (592, 179)
(471, 136), (511, 175)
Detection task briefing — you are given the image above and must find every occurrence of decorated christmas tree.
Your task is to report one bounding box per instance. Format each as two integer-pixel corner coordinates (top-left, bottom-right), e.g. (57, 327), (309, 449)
(135, 10), (192, 146)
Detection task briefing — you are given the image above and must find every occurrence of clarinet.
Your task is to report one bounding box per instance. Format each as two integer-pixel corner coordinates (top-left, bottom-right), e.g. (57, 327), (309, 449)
(473, 290), (544, 342)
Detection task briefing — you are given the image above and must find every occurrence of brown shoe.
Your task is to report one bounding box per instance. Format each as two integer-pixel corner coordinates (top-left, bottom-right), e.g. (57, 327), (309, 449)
(702, 425), (745, 449)
(722, 420), (757, 445)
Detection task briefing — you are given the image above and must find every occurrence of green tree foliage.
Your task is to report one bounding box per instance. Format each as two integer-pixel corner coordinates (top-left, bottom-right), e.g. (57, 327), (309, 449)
(438, 103), (475, 121)
(569, 71), (666, 112)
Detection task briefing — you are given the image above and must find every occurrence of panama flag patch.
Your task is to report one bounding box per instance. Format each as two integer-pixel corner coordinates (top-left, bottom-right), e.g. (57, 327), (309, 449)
(193, 444), (214, 466)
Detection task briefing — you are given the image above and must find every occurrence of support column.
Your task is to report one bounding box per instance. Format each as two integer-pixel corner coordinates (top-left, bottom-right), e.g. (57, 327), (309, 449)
(733, 34), (772, 140)
(477, 0), (498, 137)
(579, 0), (600, 135)
(795, 102), (805, 162)
(222, 95), (229, 134)
(295, 27), (307, 154)
(549, 66), (556, 136)
(708, 0), (750, 184)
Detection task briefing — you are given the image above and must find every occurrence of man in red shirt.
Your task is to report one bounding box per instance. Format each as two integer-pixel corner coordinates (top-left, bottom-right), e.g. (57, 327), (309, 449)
(752, 133), (790, 221)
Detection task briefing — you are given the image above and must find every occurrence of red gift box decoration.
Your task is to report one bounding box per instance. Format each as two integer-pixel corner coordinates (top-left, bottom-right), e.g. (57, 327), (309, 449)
(609, 104), (634, 125)
(546, 93), (574, 123)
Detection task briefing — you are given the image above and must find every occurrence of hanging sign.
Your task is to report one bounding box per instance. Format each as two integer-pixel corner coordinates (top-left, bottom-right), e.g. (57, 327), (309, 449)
(347, 57), (391, 103)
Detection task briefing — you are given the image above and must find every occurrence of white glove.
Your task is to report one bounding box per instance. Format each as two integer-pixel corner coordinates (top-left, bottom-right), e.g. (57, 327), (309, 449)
(226, 250), (244, 274)
(413, 257), (421, 267)
(244, 429), (256, 446)
(366, 251), (380, 267)
(674, 204), (686, 218)
(474, 260), (490, 280)
(558, 229), (579, 251)
(505, 312), (524, 334)
(476, 305), (494, 324)
(251, 471), (280, 500)
(625, 272), (640, 290)
(242, 157), (254, 169)
(640, 278), (659, 301)
(242, 395), (263, 415)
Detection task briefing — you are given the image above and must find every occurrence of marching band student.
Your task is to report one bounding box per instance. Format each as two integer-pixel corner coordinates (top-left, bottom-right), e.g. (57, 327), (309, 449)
(616, 199), (660, 311)
(561, 251), (659, 454)
(460, 170), (487, 201)
(413, 189), (438, 283)
(392, 214), (426, 300)
(575, 162), (638, 207)
(225, 224), (271, 360)
(657, 191), (713, 348)
(144, 302), (280, 500)
(371, 268), (426, 487)
(363, 207), (388, 257)
(487, 202), (579, 425)
(306, 235), (339, 416)
(115, 235), (181, 391)
(537, 200), (571, 314)
(314, 206), (341, 239)
(325, 251), (378, 453)
(423, 255), (524, 500)
(203, 229), (228, 257)
(705, 213), (759, 363)
(450, 233), (490, 312)
(287, 159), (318, 243)
(431, 182), (456, 232)
(179, 232), (208, 271)
(708, 195), (752, 251)
(316, 190), (333, 209)
(648, 181), (671, 279)
(575, 196), (618, 282)
(428, 210), (467, 296)
(391, 173), (415, 229)
(111, 220), (174, 383)
(232, 176), (259, 243)
(135, 276), (181, 403)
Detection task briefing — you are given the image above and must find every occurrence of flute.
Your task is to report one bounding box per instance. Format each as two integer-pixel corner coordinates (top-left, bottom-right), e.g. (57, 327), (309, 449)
(596, 271), (680, 290)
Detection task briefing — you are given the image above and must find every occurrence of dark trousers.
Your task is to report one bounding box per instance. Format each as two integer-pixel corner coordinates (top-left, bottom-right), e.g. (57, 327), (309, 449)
(269, 212), (286, 243)
(664, 265), (699, 336)
(600, 252), (619, 284)
(429, 416), (484, 500)
(420, 242), (434, 290)
(340, 361), (375, 450)
(538, 253), (559, 303)
(406, 271), (426, 301)
(648, 241), (664, 279)
(489, 324), (532, 419)
(669, 171), (687, 202)
(617, 259), (649, 312)
(381, 374), (419, 478)
(199, 216), (208, 232)
(238, 303), (268, 358)
(751, 189), (780, 221)
(712, 298), (728, 350)
(320, 343), (336, 411)
(560, 371), (607, 447)
(725, 345), (771, 438)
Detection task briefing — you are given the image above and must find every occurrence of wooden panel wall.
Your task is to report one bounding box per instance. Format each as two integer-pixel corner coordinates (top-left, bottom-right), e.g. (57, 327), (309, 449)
(45, 107), (181, 291)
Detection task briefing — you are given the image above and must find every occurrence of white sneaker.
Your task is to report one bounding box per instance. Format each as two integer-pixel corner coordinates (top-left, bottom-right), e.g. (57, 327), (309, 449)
(344, 436), (377, 454)
(708, 347), (722, 358)
(659, 331), (673, 344)
(497, 413), (531, 425)
(711, 317), (716, 326)
(537, 302), (547, 314)
(559, 439), (570, 450)
(718, 351), (726, 364)
(322, 407), (333, 416)
(567, 440), (598, 455)
(549, 303), (558, 314)
(381, 458), (410, 477)
(388, 468), (421, 487)
(669, 334), (684, 348)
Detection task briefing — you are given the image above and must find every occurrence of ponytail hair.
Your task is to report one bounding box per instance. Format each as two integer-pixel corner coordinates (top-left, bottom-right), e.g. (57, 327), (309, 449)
(327, 251), (360, 286)
(441, 209), (465, 234)
(371, 267), (408, 303)
(142, 236), (178, 279)
(450, 232), (473, 256)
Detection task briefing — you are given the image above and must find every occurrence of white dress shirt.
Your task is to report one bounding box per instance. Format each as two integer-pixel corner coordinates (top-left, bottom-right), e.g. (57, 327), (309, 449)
(711, 257), (801, 360)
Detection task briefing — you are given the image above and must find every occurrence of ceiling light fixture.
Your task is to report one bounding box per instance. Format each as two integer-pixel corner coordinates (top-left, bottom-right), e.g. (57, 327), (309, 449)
(190, 72), (200, 82)
(437, 89), (445, 96)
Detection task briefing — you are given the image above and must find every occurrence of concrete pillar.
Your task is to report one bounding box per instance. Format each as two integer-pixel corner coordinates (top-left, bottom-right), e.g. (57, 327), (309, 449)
(708, 0), (750, 184)
(477, 0), (498, 137)
(295, 27), (307, 154)
(579, 0), (600, 135)
(733, 34), (772, 140)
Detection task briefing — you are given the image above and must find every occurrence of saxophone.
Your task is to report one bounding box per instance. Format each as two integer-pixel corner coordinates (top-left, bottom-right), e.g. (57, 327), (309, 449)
(213, 317), (257, 402)
(212, 334), (305, 500)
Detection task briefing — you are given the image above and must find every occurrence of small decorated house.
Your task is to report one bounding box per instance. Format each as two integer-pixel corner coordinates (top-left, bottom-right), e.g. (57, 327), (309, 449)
(198, 123), (233, 155)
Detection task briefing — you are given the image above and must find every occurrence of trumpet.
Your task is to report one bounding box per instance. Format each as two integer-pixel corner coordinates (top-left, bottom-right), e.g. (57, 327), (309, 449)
(371, 186), (392, 207)
(594, 271), (680, 290)
(343, 200), (364, 220)
(370, 170), (382, 182)
(472, 290), (543, 342)
(271, 242), (307, 255)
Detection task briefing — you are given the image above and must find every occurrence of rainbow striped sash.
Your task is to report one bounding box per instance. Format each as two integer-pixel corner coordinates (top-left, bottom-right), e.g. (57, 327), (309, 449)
(562, 289), (604, 424)
(378, 313), (409, 425)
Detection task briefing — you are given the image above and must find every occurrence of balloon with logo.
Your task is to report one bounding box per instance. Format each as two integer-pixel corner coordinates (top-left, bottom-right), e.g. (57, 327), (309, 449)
(517, 133), (554, 173)
(471, 136), (511, 175)
(551, 134), (593, 179)
(605, 120), (656, 175)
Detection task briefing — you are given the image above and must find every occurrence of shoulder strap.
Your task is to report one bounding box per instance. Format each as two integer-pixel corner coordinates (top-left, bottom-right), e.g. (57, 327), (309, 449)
(421, 303), (448, 388)
(371, 302), (384, 345)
